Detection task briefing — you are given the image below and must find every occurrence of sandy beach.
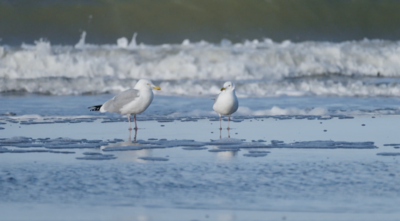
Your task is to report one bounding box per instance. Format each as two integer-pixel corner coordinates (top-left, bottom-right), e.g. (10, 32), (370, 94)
(1, 115), (400, 221)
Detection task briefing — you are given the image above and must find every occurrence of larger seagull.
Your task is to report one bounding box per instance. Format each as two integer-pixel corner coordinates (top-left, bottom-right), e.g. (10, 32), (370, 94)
(213, 81), (239, 129)
(89, 79), (161, 130)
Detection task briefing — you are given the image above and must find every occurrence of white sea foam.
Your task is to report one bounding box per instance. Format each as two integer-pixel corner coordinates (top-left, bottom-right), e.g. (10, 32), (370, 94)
(237, 106), (329, 116)
(2, 36), (400, 96)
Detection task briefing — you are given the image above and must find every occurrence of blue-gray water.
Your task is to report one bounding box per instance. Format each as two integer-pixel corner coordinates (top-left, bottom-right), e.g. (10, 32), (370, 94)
(2, 94), (400, 117)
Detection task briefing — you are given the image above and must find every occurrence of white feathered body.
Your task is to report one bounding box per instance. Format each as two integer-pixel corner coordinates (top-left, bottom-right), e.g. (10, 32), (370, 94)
(99, 80), (155, 115)
(213, 88), (239, 115)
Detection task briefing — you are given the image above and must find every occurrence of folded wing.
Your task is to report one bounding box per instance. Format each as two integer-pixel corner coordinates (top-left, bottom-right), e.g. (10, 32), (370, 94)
(101, 89), (140, 113)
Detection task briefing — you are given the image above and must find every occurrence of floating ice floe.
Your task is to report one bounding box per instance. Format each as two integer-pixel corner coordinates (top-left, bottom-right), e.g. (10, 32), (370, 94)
(252, 140), (267, 142)
(249, 150), (270, 154)
(34, 138), (109, 149)
(45, 143), (106, 149)
(182, 147), (208, 150)
(76, 153), (117, 160)
(0, 136), (379, 156)
(157, 119), (174, 123)
(0, 147), (9, 153)
(102, 144), (162, 152)
(11, 143), (45, 148)
(243, 153), (268, 157)
(268, 140), (378, 149)
(83, 152), (103, 155)
(0, 148), (75, 154)
(206, 138), (243, 145)
(138, 157), (169, 161)
(136, 139), (207, 148)
(383, 143), (400, 146)
(376, 152), (400, 156)
(243, 150), (270, 157)
(0, 136), (34, 145)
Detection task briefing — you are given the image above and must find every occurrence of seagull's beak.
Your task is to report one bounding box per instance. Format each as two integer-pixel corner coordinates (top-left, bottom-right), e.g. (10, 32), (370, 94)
(152, 86), (161, 90)
(220, 87), (226, 91)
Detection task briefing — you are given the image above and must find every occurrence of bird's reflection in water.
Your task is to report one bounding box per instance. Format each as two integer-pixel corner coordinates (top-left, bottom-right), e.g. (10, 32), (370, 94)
(216, 127), (238, 160)
(219, 127), (231, 139)
(126, 129), (151, 158)
(216, 150), (238, 160)
(128, 128), (138, 143)
(101, 128), (151, 161)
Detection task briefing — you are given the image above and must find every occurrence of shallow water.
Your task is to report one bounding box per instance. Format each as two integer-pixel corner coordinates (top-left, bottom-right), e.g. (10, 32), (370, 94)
(2, 94), (400, 118)
(1, 117), (400, 220)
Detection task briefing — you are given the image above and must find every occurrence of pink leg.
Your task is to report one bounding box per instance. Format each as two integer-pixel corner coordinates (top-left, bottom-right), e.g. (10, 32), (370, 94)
(227, 115), (231, 130)
(219, 114), (222, 130)
(128, 114), (132, 130)
(133, 128), (137, 141)
(134, 114), (138, 130)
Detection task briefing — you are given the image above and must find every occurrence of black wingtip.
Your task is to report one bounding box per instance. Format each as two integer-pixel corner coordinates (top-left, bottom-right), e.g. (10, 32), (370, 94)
(88, 105), (102, 111)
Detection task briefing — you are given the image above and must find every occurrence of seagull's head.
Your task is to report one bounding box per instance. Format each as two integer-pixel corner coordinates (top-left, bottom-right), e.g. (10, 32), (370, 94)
(220, 81), (235, 92)
(135, 79), (161, 90)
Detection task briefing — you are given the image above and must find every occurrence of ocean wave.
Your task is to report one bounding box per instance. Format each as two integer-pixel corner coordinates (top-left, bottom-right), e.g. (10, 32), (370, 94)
(2, 37), (400, 97)
(3, 78), (400, 97)
(3, 37), (400, 80)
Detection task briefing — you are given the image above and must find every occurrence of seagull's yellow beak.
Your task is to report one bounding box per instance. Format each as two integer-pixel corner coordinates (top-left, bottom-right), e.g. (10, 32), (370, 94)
(153, 86), (161, 90)
(220, 87), (226, 91)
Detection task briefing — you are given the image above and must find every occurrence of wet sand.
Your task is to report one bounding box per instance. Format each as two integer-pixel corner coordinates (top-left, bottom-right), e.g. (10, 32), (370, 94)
(1, 116), (400, 221)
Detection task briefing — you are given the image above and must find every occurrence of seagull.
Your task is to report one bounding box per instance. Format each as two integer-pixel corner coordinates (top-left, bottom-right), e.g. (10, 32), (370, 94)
(213, 81), (239, 130)
(89, 79), (161, 130)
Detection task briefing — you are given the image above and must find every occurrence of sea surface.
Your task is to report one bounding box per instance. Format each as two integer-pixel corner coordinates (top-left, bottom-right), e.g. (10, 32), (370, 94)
(2, 36), (400, 117)
(2, 0), (400, 118)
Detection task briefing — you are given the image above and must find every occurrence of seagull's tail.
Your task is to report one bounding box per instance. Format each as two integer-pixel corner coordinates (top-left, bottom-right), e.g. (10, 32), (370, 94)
(88, 105), (102, 111)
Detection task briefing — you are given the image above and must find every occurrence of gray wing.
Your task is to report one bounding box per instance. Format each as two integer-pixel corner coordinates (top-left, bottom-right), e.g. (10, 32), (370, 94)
(102, 89), (140, 113)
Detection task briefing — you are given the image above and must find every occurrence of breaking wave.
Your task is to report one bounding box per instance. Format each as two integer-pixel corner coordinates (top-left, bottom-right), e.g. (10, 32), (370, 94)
(2, 36), (400, 97)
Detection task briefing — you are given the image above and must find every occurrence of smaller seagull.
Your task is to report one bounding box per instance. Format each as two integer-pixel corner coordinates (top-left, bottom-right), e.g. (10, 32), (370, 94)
(89, 79), (161, 130)
(213, 81), (239, 130)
